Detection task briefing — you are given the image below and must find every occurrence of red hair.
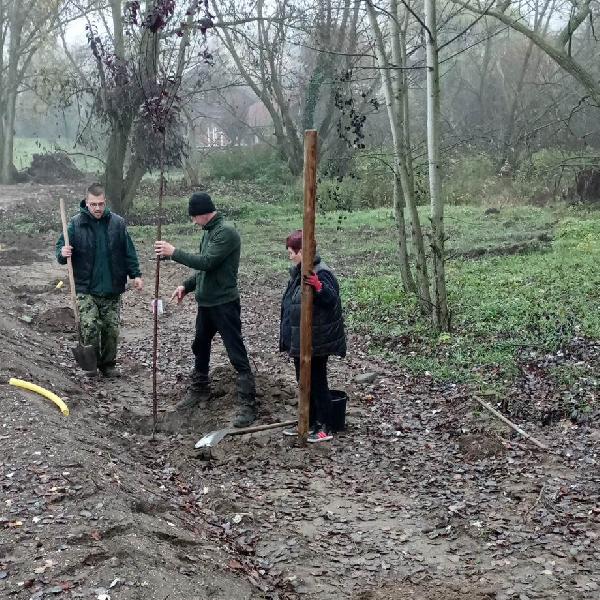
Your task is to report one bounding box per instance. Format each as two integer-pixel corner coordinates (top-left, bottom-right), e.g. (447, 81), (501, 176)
(286, 229), (303, 252)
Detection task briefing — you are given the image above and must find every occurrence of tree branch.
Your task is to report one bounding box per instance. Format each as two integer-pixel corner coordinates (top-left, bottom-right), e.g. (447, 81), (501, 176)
(557, 0), (592, 48)
(452, 0), (600, 104)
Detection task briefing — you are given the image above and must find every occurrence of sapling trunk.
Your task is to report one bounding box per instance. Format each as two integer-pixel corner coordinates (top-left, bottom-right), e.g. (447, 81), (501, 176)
(152, 131), (166, 436)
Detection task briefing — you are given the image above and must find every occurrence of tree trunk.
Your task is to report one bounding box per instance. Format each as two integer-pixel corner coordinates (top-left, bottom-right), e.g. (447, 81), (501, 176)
(425, 0), (449, 331)
(498, 40), (534, 168)
(122, 155), (147, 213)
(0, 83), (18, 184)
(390, 0), (431, 308)
(393, 174), (416, 292)
(104, 117), (133, 214)
(181, 108), (201, 186)
(183, 157), (200, 186)
(302, 56), (326, 131)
(0, 3), (24, 184)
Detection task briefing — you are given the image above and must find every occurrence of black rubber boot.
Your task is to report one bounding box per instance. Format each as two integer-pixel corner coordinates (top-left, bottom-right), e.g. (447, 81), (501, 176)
(176, 371), (210, 411)
(233, 372), (257, 428)
(100, 365), (121, 378)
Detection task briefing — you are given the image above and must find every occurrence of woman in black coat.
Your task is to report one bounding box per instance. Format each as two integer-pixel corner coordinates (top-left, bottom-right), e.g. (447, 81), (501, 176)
(279, 230), (346, 442)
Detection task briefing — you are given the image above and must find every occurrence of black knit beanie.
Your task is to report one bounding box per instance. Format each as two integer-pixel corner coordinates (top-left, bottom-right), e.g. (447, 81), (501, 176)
(188, 192), (216, 216)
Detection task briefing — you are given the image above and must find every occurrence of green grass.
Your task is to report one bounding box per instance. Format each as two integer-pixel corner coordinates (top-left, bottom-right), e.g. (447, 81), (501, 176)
(342, 210), (600, 382)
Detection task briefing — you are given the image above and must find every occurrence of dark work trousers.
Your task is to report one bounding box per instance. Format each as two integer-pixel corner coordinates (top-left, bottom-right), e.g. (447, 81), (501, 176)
(294, 356), (331, 430)
(192, 299), (252, 376)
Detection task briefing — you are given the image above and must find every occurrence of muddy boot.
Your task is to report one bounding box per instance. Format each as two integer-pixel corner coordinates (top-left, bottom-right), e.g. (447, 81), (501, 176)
(233, 372), (257, 428)
(176, 371), (210, 411)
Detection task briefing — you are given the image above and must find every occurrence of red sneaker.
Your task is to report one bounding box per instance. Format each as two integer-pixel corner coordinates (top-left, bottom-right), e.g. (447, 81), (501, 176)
(307, 430), (333, 443)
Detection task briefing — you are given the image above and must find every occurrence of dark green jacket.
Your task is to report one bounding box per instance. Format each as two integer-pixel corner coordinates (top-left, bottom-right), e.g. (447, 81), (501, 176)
(56, 200), (141, 295)
(173, 213), (241, 307)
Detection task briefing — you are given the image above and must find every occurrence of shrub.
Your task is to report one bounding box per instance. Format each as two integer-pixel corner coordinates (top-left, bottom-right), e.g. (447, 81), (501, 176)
(317, 153), (395, 211)
(204, 145), (293, 184)
(513, 148), (600, 200)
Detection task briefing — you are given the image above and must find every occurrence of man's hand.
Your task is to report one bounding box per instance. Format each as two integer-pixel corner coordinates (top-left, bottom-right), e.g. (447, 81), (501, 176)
(170, 285), (186, 304)
(61, 245), (73, 258)
(154, 240), (175, 258)
(304, 272), (323, 292)
(133, 277), (144, 291)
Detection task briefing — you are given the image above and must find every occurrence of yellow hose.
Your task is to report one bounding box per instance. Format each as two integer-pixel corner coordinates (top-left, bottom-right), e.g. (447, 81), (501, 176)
(8, 378), (70, 416)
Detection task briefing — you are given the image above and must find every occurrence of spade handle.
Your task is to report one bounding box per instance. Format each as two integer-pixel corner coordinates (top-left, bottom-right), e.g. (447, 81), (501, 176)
(59, 198), (81, 331)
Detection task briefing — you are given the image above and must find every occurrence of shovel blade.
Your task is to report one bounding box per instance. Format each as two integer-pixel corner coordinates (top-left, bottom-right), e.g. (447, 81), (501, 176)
(195, 428), (234, 448)
(72, 344), (97, 372)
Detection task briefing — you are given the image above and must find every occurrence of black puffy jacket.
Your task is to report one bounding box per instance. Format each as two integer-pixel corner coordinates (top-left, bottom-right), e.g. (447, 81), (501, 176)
(279, 257), (346, 358)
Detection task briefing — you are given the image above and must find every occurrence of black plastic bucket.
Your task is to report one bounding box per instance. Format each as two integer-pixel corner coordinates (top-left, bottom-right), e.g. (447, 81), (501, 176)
(330, 390), (347, 432)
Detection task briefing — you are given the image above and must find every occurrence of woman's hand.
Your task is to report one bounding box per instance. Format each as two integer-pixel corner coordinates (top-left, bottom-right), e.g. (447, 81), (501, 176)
(303, 272), (323, 292)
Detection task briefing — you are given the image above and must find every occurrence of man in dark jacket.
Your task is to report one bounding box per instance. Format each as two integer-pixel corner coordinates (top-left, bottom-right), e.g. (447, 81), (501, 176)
(56, 183), (143, 378)
(154, 192), (257, 428)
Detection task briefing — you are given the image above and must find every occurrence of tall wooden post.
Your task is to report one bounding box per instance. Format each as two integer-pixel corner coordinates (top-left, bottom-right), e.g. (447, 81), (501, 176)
(298, 130), (318, 439)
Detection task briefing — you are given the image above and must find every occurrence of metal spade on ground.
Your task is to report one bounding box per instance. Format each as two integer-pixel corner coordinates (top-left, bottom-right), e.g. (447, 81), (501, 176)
(195, 420), (297, 448)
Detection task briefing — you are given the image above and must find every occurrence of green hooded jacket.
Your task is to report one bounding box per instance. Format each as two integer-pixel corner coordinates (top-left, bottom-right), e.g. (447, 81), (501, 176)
(172, 213), (241, 307)
(55, 200), (141, 295)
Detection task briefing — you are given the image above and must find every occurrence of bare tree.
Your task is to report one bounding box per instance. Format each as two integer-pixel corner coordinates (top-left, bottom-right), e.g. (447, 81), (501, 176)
(211, 0), (367, 175)
(366, 0), (432, 311)
(59, 0), (212, 213)
(0, 0), (75, 183)
(452, 0), (600, 104)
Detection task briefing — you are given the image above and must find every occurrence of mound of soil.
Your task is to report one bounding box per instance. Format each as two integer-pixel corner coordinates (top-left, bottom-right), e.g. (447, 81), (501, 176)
(27, 153), (84, 184)
(35, 306), (75, 333)
(457, 433), (505, 461)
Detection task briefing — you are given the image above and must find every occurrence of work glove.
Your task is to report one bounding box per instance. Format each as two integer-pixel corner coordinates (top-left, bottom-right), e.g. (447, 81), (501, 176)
(303, 272), (323, 292)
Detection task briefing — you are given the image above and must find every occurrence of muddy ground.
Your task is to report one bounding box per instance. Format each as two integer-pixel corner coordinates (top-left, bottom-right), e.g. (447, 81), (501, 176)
(0, 184), (599, 600)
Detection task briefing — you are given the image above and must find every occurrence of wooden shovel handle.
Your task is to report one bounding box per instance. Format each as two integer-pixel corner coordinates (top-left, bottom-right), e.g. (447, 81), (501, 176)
(59, 198), (81, 329)
(228, 419), (297, 437)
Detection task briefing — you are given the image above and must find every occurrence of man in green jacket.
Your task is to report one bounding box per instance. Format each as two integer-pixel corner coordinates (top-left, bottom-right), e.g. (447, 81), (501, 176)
(56, 183), (144, 378)
(154, 192), (257, 428)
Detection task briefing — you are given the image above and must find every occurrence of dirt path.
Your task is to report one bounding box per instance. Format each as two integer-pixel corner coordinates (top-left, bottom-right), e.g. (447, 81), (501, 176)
(1, 191), (599, 599)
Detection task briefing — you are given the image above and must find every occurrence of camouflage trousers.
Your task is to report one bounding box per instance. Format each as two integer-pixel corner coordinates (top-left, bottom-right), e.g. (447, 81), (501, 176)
(77, 294), (121, 368)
